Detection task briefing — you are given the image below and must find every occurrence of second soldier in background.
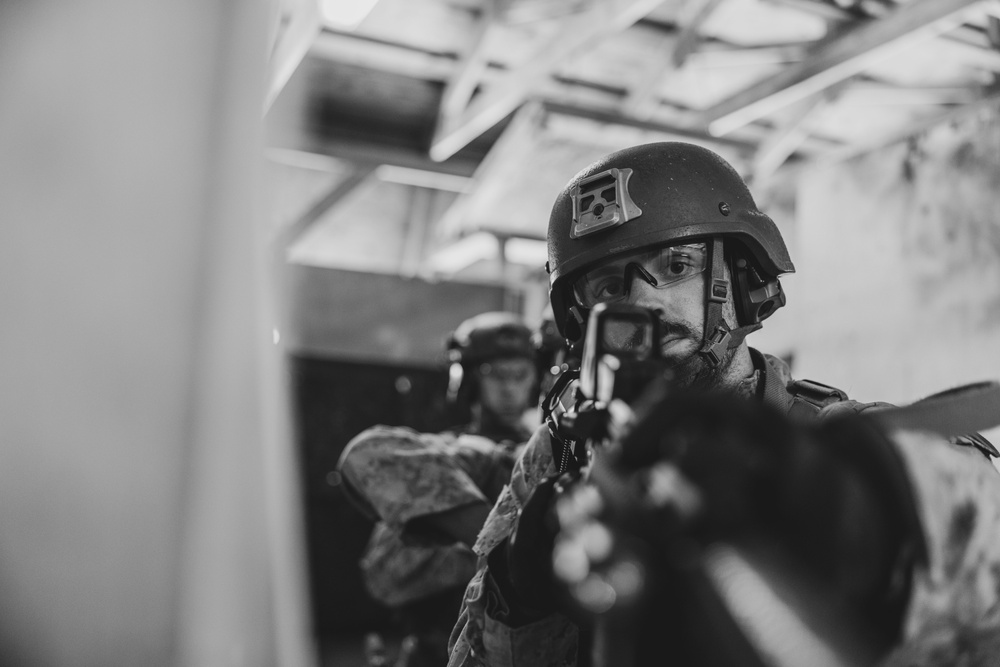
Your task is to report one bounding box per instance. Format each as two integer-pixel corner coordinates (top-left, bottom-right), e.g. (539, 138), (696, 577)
(339, 312), (540, 666)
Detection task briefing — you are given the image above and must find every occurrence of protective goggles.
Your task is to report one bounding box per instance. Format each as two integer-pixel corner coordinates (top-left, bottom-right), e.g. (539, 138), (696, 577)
(572, 242), (707, 308)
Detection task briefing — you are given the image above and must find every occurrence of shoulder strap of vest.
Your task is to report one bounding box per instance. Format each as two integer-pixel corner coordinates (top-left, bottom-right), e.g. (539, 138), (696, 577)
(787, 378), (850, 419)
(868, 381), (1000, 459)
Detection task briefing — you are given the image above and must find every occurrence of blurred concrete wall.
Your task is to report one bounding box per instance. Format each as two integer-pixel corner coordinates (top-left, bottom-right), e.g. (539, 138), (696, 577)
(0, 2), (313, 666)
(785, 103), (1000, 417)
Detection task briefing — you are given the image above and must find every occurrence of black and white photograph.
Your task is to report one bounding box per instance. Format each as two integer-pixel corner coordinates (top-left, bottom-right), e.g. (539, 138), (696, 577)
(2, 0), (1000, 665)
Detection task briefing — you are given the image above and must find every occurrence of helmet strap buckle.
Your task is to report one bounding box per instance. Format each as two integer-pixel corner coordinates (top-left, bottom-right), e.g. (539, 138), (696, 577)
(700, 324), (732, 367)
(708, 277), (728, 304)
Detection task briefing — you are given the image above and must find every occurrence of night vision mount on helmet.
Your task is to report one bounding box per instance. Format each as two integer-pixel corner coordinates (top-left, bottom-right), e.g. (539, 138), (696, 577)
(546, 142), (795, 367)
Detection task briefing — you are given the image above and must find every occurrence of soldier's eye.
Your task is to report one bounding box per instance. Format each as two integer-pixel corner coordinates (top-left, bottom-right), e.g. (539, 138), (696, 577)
(593, 277), (624, 300)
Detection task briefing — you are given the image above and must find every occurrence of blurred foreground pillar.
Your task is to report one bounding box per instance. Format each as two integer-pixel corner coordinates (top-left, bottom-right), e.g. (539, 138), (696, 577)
(0, 2), (314, 666)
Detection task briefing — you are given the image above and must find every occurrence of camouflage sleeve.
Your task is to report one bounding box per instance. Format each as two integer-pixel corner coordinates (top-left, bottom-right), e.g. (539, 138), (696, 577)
(473, 424), (558, 557)
(449, 425), (579, 667)
(339, 425), (513, 526)
(880, 430), (1000, 666)
(360, 522), (478, 607)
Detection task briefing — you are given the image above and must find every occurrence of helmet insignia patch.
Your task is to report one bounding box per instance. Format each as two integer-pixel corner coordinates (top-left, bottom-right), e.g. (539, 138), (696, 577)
(570, 168), (642, 239)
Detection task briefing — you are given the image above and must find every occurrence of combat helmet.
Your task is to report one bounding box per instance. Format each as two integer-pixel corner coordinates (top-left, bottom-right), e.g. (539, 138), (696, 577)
(445, 311), (535, 402)
(547, 142), (794, 366)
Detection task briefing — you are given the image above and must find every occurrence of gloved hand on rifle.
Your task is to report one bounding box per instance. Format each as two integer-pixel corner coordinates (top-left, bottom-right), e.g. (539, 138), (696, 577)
(488, 395), (645, 624)
(485, 466), (581, 624)
(574, 392), (926, 665)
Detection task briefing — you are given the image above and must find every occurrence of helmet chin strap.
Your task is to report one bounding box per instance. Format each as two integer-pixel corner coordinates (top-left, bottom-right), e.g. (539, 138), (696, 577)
(699, 237), (760, 367)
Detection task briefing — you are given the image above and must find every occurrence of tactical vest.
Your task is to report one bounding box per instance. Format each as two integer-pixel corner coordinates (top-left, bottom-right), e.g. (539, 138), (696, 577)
(787, 377), (851, 420)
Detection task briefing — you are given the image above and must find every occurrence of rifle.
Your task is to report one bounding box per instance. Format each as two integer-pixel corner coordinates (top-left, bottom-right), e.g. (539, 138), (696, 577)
(542, 302), (671, 475)
(536, 304), (894, 667)
(529, 303), (1000, 667)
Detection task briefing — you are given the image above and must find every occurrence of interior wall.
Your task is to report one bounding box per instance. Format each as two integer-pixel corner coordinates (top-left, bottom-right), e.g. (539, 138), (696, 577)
(786, 103), (1000, 417)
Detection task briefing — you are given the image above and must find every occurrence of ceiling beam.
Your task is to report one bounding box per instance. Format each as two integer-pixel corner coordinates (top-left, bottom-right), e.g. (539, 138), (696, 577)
(437, 6), (497, 123)
(265, 0), (321, 112)
(429, 0), (668, 162)
(311, 28), (807, 83)
(310, 29), (458, 80)
(823, 84), (1000, 162)
(375, 165), (474, 193)
(541, 100), (758, 152)
(434, 102), (548, 241)
(987, 14), (1000, 49)
(302, 35), (842, 157)
(705, 0), (985, 136)
(841, 80), (980, 105)
(751, 91), (834, 184)
(265, 149), (475, 192)
(766, 0), (1000, 69)
(309, 28), (628, 111)
(278, 164), (376, 247)
(426, 232), (500, 276)
(685, 42), (808, 69)
(623, 0), (727, 119)
(286, 135), (481, 177)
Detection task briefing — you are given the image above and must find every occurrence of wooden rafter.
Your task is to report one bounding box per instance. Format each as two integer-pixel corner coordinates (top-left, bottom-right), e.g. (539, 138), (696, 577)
(687, 43), (808, 69)
(542, 100), (757, 152)
(704, 0), (984, 136)
(278, 164), (376, 247)
(310, 29), (807, 88)
(823, 85), (1000, 162)
(623, 0), (727, 119)
(310, 29), (457, 80)
(987, 14), (1000, 49)
(433, 102), (548, 241)
(301, 135), (480, 178)
(767, 0), (1000, 70)
(751, 90), (837, 183)
(265, 0), (321, 112)
(429, 0), (667, 162)
(435, 5), (498, 141)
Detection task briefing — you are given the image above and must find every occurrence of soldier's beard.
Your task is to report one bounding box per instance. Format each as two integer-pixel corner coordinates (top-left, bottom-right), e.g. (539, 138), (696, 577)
(660, 319), (740, 392)
(674, 346), (741, 391)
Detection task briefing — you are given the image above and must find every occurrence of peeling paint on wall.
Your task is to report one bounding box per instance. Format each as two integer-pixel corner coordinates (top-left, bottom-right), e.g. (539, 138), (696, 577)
(898, 111), (1000, 327)
(785, 101), (1000, 410)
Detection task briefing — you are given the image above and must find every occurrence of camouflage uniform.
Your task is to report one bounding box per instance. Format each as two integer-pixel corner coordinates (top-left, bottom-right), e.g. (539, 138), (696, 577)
(447, 350), (1000, 667)
(340, 424), (527, 609)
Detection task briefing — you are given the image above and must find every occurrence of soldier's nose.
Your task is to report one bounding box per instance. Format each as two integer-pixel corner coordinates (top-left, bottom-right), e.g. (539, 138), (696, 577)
(626, 276), (670, 310)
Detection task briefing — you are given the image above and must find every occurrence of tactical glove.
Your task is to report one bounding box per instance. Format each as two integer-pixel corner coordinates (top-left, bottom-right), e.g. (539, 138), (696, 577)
(487, 470), (580, 623)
